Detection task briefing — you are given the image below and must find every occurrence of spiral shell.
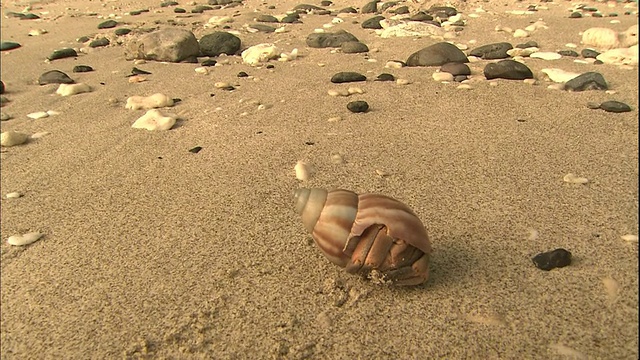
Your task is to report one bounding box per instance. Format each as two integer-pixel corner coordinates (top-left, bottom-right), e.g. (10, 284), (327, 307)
(294, 188), (432, 286)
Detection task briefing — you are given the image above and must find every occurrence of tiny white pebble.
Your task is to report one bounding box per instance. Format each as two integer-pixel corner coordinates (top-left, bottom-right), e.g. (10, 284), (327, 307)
(46, 110), (60, 116)
(457, 84), (473, 90)
(605, 90), (617, 95)
(563, 173), (589, 184)
(621, 234), (639, 243)
(214, 82), (231, 89)
(513, 29), (528, 38)
(7, 232), (43, 246)
(327, 116), (342, 122)
(375, 169), (390, 177)
(27, 111), (49, 119)
(30, 131), (50, 139)
(565, 43), (578, 48)
(56, 83), (92, 96)
(610, 20), (621, 24)
(5, 192), (22, 199)
(396, 79), (411, 85)
(328, 89), (349, 97)
(433, 72), (454, 82)
(385, 61), (404, 69)
(195, 67), (208, 74)
(294, 160), (313, 181)
(523, 78), (537, 85)
(489, 81), (498, 87)
(347, 87), (364, 94)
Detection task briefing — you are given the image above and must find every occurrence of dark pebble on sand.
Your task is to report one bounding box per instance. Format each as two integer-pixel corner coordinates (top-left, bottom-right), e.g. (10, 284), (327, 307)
(532, 248), (572, 271)
(558, 50), (579, 57)
(375, 73), (395, 81)
(0, 81), (4, 94)
(174, 8), (187, 13)
(98, 20), (118, 29)
(73, 65), (94, 73)
(581, 49), (600, 59)
(331, 72), (366, 83)
(48, 48), (78, 60)
(131, 67), (152, 75)
(189, 146), (203, 153)
(0, 42), (21, 51)
(89, 37), (110, 48)
(38, 70), (75, 85)
(237, 71), (249, 77)
(347, 100), (369, 113)
(115, 28), (132, 36)
(569, 11), (583, 18)
(202, 59), (217, 66)
(564, 72), (608, 91)
(599, 101), (632, 113)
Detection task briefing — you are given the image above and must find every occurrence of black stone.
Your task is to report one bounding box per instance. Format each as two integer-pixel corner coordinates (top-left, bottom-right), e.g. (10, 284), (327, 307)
(256, 14), (279, 22)
(161, 1), (179, 6)
(361, 15), (385, 29)
(558, 50), (579, 57)
(115, 28), (132, 36)
(89, 37), (110, 48)
(406, 42), (468, 67)
(306, 30), (359, 48)
(199, 32), (242, 56)
(331, 72), (366, 83)
(98, 20), (118, 29)
(516, 41), (539, 49)
(191, 5), (214, 13)
(131, 67), (152, 75)
(338, 7), (358, 13)
(174, 8), (187, 13)
(38, 70), (75, 85)
(347, 100), (369, 113)
(73, 65), (94, 73)
(569, 11), (583, 18)
(468, 42), (513, 60)
(483, 60), (533, 80)
(237, 71), (249, 77)
(47, 48), (78, 61)
(564, 72), (608, 91)
(409, 11), (433, 21)
(0, 42), (21, 51)
(599, 101), (632, 113)
(189, 146), (203, 153)
(532, 249), (572, 271)
(375, 73), (395, 81)
(0, 81), (4, 94)
(361, 0), (379, 14)
(293, 4), (325, 12)
(581, 49), (600, 59)
(341, 41), (369, 53)
(427, 6), (456, 16)
(320, 0), (332, 6)
(202, 59), (217, 66)
(266, 64), (275, 69)
(440, 62), (470, 76)
(393, 6), (410, 14)
(77, 36), (91, 43)
(281, 14), (301, 23)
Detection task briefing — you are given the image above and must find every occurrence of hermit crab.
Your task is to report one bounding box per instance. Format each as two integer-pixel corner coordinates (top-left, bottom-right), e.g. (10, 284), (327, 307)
(293, 188), (432, 286)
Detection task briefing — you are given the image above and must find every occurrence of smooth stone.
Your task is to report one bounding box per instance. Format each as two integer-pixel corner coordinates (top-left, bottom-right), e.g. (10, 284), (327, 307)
(132, 109), (177, 130)
(581, 49), (600, 59)
(338, 7), (358, 14)
(48, 48), (78, 61)
(89, 37), (110, 48)
(393, 6), (410, 14)
(27, 111), (49, 119)
(6, 232), (43, 246)
(484, 60), (533, 80)
(131, 67), (152, 75)
(532, 249), (572, 271)
(341, 41), (369, 54)
(38, 70), (75, 85)
(192, 5), (214, 13)
(564, 72), (608, 91)
(126, 93), (174, 110)
(440, 62), (470, 75)
(361, 0), (379, 14)
(586, 102), (601, 109)
(5, 192), (22, 198)
(428, 5), (456, 16)
(468, 42), (513, 60)
(569, 11), (582, 18)
(361, 16), (385, 29)
(125, 28), (200, 63)
(56, 83), (91, 96)
(73, 65), (94, 73)
(248, 24), (276, 33)
(98, 20), (118, 29)
(406, 42), (468, 67)
(516, 41), (538, 49)
(256, 14), (279, 23)
(306, 30), (359, 48)
(347, 100), (369, 113)
(202, 59), (217, 67)
(454, 75), (468, 82)
(600, 101), (631, 113)
(199, 31), (241, 56)
(6, 12), (40, 20)
(409, 12), (433, 21)
(529, 52), (562, 60)
(115, 28), (132, 36)
(174, 7), (187, 13)
(0, 42), (21, 51)
(331, 72), (366, 83)
(293, 4), (326, 12)
(558, 50), (579, 57)
(281, 14), (300, 23)
(1, 131), (29, 147)
(375, 73), (395, 81)
(433, 72), (454, 82)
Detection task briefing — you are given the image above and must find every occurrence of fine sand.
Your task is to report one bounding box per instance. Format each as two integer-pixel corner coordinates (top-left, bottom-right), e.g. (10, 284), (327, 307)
(1, 0), (638, 358)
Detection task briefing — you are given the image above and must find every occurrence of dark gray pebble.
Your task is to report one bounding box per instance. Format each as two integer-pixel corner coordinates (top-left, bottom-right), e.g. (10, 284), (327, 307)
(48, 48), (78, 61)
(581, 49), (600, 59)
(347, 100), (369, 113)
(558, 50), (579, 57)
(338, 7), (358, 13)
(564, 72), (608, 91)
(192, 5), (214, 13)
(201, 59), (217, 66)
(600, 101), (632, 113)
(468, 42), (513, 60)
(532, 248), (572, 271)
(0, 42), (21, 51)
(89, 37), (110, 48)
(361, 0), (379, 14)
(406, 42), (468, 67)
(516, 41), (539, 49)
(409, 11), (433, 21)
(77, 36), (91, 43)
(115, 28), (132, 36)
(331, 72), (366, 83)
(569, 11), (583, 18)
(375, 73), (395, 81)
(174, 8), (187, 13)
(38, 70), (75, 85)
(189, 146), (203, 153)
(199, 31), (241, 57)
(341, 41), (369, 54)
(393, 6), (410, 14)
(306, 30), (359, 48)
(248, 24), (276, 33)
(440, 62), (470, 76)
(361, 15), (385, 29)
(73, 65), (94, 73)
(256, 14), (279, 22)
(131, 67), (152, 75)
(161, 1), (179, 6)
(281, 14), (301, 23)
(427, 6), (457, 17)
(237, 71), (249, 77)
(483, 59), (533, 80)
(98, 20), (118, 29)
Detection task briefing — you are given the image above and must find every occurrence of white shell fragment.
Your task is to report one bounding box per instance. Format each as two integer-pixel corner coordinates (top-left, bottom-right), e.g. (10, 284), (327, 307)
(563, 173), (589, 184)
(125, 93), (174, 110)
(7, 232), (43, 246)
(294, 160), (313, 181)
(56, 83), (92, 96)
(5, 192), (22, 199)
(1, 131), (29, 147)
(241, 43), (280, 66)
(621, 234), (639, 243)
(131, 109), (178, 131)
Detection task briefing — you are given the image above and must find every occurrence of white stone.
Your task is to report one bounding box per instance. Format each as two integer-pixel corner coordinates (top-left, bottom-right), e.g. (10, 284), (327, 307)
(621, 234), (639, 243)
(294, 160), (312, 181)
(195, 67), (209, 74)
(513, 29), (529, 38)
(563, 173), (589, 184)
(379, 20), (445, 38)
(581, 27), (632, 50)
(385, 61), (404, 69)
(541, 68), (581, 83)
(279, 48), (298, 62)
(565, 43), (578, 48)
(327, 116), (342, 122)
(507, 47), (539, 57)
(530, 52), (562, 60)
(56, 83), (92, 96)
(432, 72), (454, 82)
(5, 192), (22, 199)
(28, 29), (47, 36)
(131, 109), (178, 131)
(7, 232), (43, 246)
(396, 79), (411, 85)
(1, 131), (29, 147)
(327, 89), (349, 97)
(206, 16), (233, 27)
(242, 43), (279, 66)
(330, 154), (345, 164)
(27, 111), (49, 119)
(125, 93), (174, 110)
(347, 87), (363, 94)
(457, 84), (473, 90)
(596, 45), (638, 65)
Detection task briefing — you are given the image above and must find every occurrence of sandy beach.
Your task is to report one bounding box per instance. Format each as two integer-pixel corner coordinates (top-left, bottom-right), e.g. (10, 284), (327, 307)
(1, 0), (638, 358)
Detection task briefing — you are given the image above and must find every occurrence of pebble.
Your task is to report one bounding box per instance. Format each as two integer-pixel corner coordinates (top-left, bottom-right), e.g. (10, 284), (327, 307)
(532, 248), (572, 271)
(126, 93), (174, 110)
(484, 60), (533, 80)
(375, 73), (395, 81)
(1, 41), (22, 51)
(331, 72), (366, 83)
(341, 41), (369, 54)
(330, 154), (345, 164)
(432, 72), (454, 82)
(28, 29), (47, 36)
(56, 83), (92, 96)
(48, 48), (78, 61)
(540, 68), (581, 83)
(27, 111), (50, 119)
(440, 62), (471, 76)
(468, 42), (513, 59)
(0, 113), (12, 121)
(396, 79), (411, 85)
(385, 61), (405, 69)
(327, 89), (349, 97)
(1, 131), (29, 147)
(406, 42), (469, 67)
(564, 72), (608, 92)
(327, 116), (342, 122)
(73, 65), (94, 73)
(347, 100), (369, 113)
(6, 232), (43, 246)
(195, 67), (209, 75)
(98, 20), (118, 29)
(131, 109), (178, 131)
(5, 192), (22, 199)
(621, 234), (639, 243)
(599, 101), (632, 113)
(39, 70), (75, 85)
(128, 75), (147, 83)
(530, 52), (562, 61)
(294, 160), (313, 181)
(456, 84), (473, 90)
(563, 173), (589, 184)
(89, 38), (110, 48)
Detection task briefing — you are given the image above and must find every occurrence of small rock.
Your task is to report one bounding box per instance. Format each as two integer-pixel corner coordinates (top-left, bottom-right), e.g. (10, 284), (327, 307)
(558, 50), (579, 57)
(306, 30), (359, 48)
(581, 49), (600, 59)
(599, 101), (632, 113)
(115, 28), (132, 36)
(5, 192), (22, 199)
(484, 60), (533, 80)
(347, 100), (369, 113)
(248, 24), (276, 33)
(98, 20), (118, 29)
(468, 42), (513, 60)
(433, 72), (454, 82)
(361, 16), (385, 29)
(532, 248), (572, 271)
(126, 93), (174, 110)
(440, 62), (470, 76)
(56, 83), (91, 96)
(375, 73), (395, 81)
(189, 146), (203, 153)
(125, 28), (200, 63)
(38, 70), (75, 85)
(89, 37), (110, 48)
(256, 14), (279, 23)
(563, 173), (589, 184)
(294, 160), (313, 181)
(73, 65), (94, 73)
(199, 31), (241, 57)
(131, 109), (178, 130)
(529, 52), (562, 60)
(241, 43), (279, 66)
(331, 72), (366, 83)
(48, 48), (78, 61)
(341, 41), (369, 54)
(27, 111), (49, 119)
(1, 131), (29, 147)
(406, 42), (469, 67)
(202, 59), (217, 67)
(564, 72), (608, 91)
(6, 232), (43, 246)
